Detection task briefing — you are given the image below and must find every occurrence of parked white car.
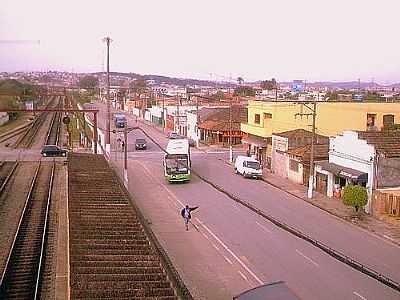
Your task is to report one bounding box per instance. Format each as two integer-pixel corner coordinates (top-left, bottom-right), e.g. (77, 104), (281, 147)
(234, 156), (262, 179)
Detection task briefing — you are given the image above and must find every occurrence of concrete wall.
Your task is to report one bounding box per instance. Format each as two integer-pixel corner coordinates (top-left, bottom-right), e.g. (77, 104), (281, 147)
(288, 159), (304, 184)
(271, 135), (289, 178)
(377, 158), (400, 188)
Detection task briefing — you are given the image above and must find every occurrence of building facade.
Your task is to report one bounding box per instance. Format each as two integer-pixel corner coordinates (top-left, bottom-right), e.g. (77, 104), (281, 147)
(241, 100), (400, 170)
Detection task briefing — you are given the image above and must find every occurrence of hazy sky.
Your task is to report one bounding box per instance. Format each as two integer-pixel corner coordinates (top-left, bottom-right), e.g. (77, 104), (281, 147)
(1, 0), (399, 83)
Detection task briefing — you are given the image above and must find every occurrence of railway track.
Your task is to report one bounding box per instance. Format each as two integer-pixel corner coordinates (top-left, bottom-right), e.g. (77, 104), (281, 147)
(0, 162), (55, 299)
(13, 96), (59, 149)
(69, 153), (191, 300)
(45, 112), (62, 146)
(0, 162), (18, 193)
(0, 123), (32, 145)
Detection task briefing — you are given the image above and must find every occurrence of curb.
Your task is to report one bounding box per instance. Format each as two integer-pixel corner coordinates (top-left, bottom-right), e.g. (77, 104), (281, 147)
(220, 158), (400, 247)
(260, 177), (400, 247)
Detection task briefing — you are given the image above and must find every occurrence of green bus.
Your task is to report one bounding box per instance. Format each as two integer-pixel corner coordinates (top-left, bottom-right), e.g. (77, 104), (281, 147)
(164, 139), (191, 182)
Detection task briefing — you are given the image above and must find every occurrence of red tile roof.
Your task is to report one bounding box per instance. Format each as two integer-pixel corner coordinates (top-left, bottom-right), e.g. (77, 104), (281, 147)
(287, 143), (329, 163)
(357, 131), (400, 158)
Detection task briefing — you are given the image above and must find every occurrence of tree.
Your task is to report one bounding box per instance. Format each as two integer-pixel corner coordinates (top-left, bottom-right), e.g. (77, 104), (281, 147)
(78, 75), (99, 89)
(234, 86), (255, 97)
(130, 77), (148, 97)
(237, 77), (244, 86)
(261, 78), (277, 90)
(213, 90), (226, 100)
(342, 185), (368, 213)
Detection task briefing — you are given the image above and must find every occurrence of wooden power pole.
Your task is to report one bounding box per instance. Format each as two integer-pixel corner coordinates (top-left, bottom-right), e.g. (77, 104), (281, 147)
(295, 100), (317, 199)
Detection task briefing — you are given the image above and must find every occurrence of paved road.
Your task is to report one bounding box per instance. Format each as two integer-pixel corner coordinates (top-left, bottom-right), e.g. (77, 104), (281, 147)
(96, 103), (400, 299)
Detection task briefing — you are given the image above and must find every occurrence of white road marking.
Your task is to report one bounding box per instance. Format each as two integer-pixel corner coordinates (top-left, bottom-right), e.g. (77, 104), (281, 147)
(295, 249), (319, 267)
(223, 255), (233, 265)
(255, 221), (272, 233)
(353, 291), (368, 300)
(201, 231), (211, 241)
(195, 217), (264, 285)
(238, 270), (249, 281)
(383, 235), (396, 242)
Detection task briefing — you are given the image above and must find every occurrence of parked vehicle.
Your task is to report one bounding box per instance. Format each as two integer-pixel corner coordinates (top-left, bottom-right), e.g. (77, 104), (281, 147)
(234, 155), (262, 179)
(167, 132), (180, 139)
(135, 138), (147, 150)
(41, 145), (68, 157)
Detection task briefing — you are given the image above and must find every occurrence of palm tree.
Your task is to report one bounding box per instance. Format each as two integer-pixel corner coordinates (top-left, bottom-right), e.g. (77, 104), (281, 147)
(237, 77), (244, 86)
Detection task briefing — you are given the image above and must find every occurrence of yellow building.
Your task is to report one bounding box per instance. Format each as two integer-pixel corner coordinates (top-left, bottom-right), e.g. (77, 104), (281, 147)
(241, 100), (400, 167)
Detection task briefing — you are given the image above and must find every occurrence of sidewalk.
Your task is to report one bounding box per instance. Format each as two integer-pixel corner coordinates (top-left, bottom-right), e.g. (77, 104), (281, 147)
(261, 170), (400, 246)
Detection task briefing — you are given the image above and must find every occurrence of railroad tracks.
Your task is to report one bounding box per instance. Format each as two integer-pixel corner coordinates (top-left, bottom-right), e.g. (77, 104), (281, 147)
(0, 162), (55, 299)
(45, 112), (61, 146)
(68, 153), (191, 300)
(0, 161), (18, 193)
(13, 96), (59, 149)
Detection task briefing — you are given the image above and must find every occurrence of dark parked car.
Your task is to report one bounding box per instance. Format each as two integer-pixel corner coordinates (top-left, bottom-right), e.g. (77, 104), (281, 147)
(135, 138), (147, 150)
(41, 145), (68, 157)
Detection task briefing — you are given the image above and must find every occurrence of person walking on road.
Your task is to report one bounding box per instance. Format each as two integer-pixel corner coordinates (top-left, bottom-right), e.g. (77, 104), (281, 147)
(181, 205), (199, 231)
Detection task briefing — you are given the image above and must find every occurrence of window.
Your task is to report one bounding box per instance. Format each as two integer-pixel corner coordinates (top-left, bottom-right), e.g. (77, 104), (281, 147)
(254, 114), (261, 124)
(289, 159), (299, 172)
(367, 113), (376, 127)
(383, 114), (394, 126)
(263, 113), (272, 119)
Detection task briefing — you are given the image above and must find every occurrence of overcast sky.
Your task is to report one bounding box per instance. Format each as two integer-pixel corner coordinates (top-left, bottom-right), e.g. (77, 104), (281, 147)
(1, 0), (399, 83)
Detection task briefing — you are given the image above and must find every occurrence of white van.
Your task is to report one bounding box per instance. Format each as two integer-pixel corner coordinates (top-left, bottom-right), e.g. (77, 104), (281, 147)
(234, 156), (262, 179)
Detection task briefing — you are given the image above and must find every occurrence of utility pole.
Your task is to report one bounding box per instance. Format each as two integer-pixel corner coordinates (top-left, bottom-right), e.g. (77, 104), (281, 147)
(229, 97), (233, 163)
(295, 101), (317, 198)
(103, 36), (112, 147)
(124, 121), (128, 186)
(196, 95), (199, 147)
(162, 92), (165, 131)
(176, 93), (180, 134)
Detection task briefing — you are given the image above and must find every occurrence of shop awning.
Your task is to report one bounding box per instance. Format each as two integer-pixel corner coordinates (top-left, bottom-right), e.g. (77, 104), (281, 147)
(242, 135), (268, 148)
(318, 160), (368, 183)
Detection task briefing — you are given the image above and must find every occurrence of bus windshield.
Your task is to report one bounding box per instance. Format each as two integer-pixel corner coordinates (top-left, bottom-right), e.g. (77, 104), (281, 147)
(165, 154), (189, 175)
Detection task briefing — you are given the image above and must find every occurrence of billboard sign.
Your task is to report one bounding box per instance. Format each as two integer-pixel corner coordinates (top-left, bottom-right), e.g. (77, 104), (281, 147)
(292, 80), (305, 92)
(352, 94), (364, 101)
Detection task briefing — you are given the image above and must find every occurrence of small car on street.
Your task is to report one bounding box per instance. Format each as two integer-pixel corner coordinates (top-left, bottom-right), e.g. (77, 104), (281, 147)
(135, 138), (147, 150)
(41, 145), (68, 157)
(167, 132), (180, 139)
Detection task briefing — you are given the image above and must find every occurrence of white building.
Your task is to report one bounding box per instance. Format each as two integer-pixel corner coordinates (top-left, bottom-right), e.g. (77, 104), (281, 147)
(315, 131), (400, 214)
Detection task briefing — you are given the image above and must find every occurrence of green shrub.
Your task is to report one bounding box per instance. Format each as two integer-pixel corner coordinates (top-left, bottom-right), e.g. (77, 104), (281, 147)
(342, 185), (368, 212)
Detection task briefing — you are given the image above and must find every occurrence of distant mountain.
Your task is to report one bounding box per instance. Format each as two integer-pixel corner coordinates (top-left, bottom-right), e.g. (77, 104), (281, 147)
(280, 81), (400, 90)
(91, 71), (233, 87)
